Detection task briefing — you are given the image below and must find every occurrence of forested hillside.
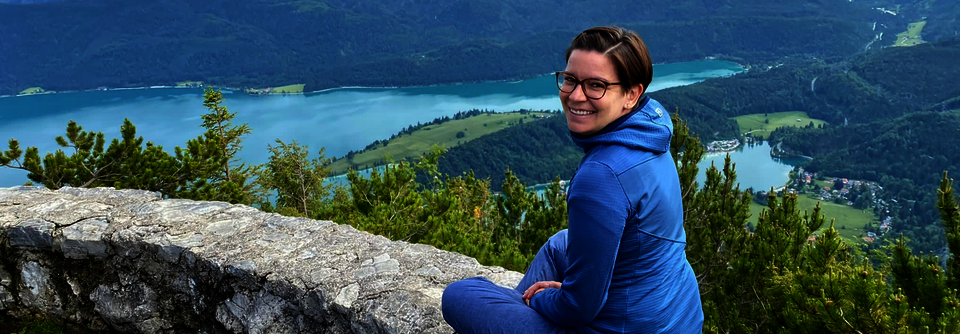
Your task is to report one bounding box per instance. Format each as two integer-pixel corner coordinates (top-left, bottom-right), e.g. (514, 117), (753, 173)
(655, 36), (960, 139)
(920, 0), (960, 41)
(0, 0), (887, 94)
(437, 115), (579, 190)
(771, 112), (960, 254)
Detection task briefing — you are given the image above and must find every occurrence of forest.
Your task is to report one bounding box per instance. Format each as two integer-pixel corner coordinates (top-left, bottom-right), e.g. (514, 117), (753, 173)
(770, 112), (960, 255)
(0, 0), (892, 95)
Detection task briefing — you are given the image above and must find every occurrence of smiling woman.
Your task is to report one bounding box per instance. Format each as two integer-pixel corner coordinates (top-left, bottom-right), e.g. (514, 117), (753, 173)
(442, 26), (704, 334)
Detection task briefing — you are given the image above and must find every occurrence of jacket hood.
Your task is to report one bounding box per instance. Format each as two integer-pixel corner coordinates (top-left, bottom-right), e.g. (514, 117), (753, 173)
(571, 97), (673, 154)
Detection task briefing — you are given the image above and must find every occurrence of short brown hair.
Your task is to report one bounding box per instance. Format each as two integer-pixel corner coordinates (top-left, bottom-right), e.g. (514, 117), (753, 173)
(565, 26), (653, 98)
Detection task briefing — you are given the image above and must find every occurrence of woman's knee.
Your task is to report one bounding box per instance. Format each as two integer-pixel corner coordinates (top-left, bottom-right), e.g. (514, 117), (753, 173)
(443, 277), (488, 311)
(545, 229), (568, 253)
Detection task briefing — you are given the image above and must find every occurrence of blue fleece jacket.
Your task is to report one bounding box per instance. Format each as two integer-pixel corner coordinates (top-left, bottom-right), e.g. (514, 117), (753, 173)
(530, 97), (704, 333)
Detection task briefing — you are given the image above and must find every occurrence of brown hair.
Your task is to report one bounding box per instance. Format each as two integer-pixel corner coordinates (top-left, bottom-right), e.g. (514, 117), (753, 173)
(565, 26), (653, 99)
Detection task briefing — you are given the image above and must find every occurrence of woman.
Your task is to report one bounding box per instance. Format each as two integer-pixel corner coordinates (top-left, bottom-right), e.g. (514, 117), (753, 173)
(442, 26), (703, 333)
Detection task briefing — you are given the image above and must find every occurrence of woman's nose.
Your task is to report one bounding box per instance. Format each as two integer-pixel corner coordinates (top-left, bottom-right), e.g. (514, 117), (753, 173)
(568, 84), (588, 101)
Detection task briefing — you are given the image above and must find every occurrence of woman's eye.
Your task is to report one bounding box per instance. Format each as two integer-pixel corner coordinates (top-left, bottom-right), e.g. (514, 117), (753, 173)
(563, 76), (577, 83)
(587, 81), (606, 90)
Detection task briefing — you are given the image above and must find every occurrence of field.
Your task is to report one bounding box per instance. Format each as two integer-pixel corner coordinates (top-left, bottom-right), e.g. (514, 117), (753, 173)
(747, 194), (876, 241)
(246, 84), (306, 95)
(733, 111), (828, 139)
(176, 81), (203, 87)
(894, 21), (927, 47)
(18, 87), (45, 95)
(328, 112), (552, 174)
(268, 84), (305, 94)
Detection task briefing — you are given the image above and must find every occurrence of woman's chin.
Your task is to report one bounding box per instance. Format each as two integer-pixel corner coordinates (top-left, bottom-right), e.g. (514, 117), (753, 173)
(567, 125), (598, 136)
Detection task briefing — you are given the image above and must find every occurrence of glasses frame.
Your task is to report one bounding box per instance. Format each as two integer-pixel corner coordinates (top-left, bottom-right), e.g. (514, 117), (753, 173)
(555, 71), (624, 100)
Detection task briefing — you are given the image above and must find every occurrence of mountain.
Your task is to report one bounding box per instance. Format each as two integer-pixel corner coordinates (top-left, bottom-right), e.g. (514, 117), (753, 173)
(649, 36), (960, 140)
(0, 0), (888, 95)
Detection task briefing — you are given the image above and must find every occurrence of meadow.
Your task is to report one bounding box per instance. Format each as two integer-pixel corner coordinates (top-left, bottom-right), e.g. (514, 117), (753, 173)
(748, 194), (876, 242)
(267, 84), (305, 94)
(895, 21), (927, 47)
(733, 111), (828, 139)
(18, 87), (45, 95)
(328, 112), (552, 174)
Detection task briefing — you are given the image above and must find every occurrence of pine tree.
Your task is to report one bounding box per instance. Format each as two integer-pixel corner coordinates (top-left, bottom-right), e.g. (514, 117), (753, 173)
(255, 139), (332, 217)
(182, 87), (256, 204)
(1, 119), (194, 195)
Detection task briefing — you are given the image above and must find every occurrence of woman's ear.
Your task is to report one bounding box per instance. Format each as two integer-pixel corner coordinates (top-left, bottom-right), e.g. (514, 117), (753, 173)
(625, 84), (644, 110)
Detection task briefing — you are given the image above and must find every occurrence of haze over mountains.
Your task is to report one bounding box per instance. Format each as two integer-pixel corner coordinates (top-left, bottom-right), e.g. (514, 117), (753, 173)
(0, 0), (911, 95)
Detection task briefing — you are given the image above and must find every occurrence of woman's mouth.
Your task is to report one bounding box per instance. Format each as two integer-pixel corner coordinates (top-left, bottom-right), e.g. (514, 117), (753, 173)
(569, 108), (596, 116)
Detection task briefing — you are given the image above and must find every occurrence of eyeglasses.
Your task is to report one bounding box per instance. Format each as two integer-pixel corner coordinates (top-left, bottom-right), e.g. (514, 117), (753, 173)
(555, 72), (623, 100)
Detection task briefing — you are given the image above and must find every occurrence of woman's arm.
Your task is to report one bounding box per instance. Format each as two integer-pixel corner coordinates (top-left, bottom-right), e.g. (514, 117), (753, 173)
(529, 161), (630, 326)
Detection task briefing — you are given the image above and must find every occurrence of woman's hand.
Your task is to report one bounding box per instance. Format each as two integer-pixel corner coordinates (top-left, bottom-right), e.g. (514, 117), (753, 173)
(523, 281), (562, 306)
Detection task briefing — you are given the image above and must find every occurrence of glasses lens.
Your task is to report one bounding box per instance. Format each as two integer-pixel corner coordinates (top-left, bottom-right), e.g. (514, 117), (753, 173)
(582, 79), (607, 99)
(557, 73), (577, 93)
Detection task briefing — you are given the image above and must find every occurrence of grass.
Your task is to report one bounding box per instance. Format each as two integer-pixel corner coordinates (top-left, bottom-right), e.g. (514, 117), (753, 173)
(328, 112), (553, 174)
(268, 84), (305, 94)
(245, 84), (305, 95)
(747, 195), (877, 242)
(18, 87), (45, 95)
(894, 21), (927, 47)
(732, 111), (828, 139)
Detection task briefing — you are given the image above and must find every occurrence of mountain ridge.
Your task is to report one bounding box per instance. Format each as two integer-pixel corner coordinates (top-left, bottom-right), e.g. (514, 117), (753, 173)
(0, 0), (892, 95)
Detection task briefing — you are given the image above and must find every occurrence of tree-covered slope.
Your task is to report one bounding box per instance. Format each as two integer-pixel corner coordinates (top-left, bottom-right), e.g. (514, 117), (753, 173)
(437, 115), (581, 191)
(651, 36), (960, 140)
(921, 0), (960, 42)
(0, 0), (885, 94)
(771, 111), (960, 254)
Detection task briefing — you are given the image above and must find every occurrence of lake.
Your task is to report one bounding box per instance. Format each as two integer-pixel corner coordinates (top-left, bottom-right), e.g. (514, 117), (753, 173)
(0, 60), (746, 187)
(530, 141), (802, 198)
(696, 142), (805, 192)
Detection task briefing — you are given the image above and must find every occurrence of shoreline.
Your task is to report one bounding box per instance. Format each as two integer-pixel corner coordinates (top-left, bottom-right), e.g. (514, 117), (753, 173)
(2, 58), (748, 99)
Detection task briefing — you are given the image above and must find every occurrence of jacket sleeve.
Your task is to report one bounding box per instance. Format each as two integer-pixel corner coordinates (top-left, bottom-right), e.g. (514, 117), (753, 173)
(530, 161), (630, 326)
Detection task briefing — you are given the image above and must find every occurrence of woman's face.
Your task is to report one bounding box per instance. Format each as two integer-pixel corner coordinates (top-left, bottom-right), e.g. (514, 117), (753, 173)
(561, 49), (642, 136)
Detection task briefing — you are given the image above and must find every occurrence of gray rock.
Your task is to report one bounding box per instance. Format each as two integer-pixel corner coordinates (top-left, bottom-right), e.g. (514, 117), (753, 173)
(57, 186), (160, 201)
(0, 266), (12, 286)
(0, 187), (523, 334)
(216, 290), (298, 334)
(59, 216), (110, 259)
(0, 267), (12, 310)
(8, 218), (54, 250)
(90, 275), (161, 333)
(19, 261), (61, 314)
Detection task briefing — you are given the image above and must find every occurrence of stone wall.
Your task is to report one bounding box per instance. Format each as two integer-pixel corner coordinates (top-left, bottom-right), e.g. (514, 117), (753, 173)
(0, 186), (522, 333)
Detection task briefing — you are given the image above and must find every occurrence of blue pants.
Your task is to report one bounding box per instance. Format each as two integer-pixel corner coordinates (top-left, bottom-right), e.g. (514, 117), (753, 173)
(442, 230), (576, 334)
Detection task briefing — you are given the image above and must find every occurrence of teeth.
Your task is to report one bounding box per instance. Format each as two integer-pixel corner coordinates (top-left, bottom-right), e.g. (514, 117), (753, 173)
(570, 109), (594, 116)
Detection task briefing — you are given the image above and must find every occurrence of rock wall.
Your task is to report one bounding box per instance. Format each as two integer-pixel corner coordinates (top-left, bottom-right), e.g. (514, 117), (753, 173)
(0, 186), (522, 333)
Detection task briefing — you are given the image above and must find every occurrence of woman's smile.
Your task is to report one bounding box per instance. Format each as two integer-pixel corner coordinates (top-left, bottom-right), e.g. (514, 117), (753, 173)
(569, 108), (596, 116)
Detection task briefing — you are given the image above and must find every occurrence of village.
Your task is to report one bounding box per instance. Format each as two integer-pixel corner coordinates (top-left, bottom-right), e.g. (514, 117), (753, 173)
(705, 138), (741, 153)
(758, 167), (895, 244)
